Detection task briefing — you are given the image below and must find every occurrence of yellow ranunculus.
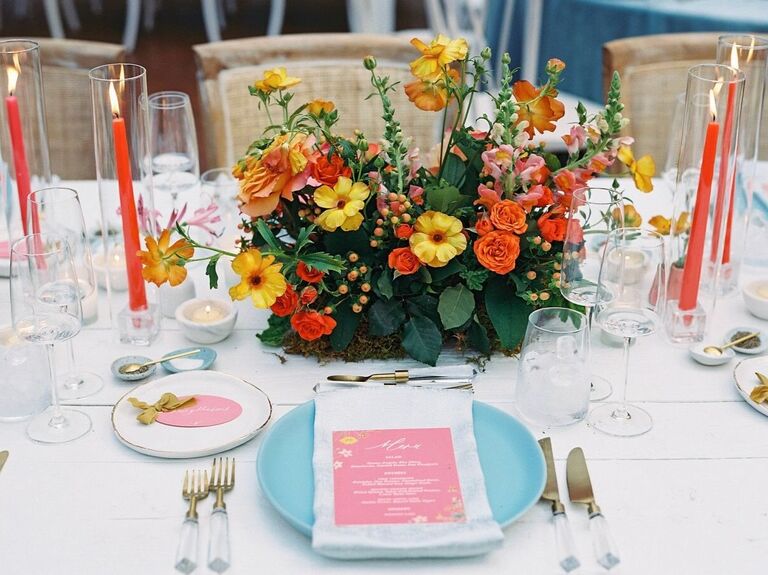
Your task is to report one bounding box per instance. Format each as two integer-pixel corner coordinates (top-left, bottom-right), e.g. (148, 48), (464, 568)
(409, 211), (467, 268)
(228, 248), (287, 308)
(618, 146), (655, 193)
(308, 99), (335, 116)
(139, 228), (194, 287)
(409, 35), (468, 80)
(314, 177), (370, 232)
(253, 68), (301, 93)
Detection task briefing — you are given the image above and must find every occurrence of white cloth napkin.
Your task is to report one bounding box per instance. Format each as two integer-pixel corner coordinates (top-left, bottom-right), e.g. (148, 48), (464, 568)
(311, 387), (503, 559)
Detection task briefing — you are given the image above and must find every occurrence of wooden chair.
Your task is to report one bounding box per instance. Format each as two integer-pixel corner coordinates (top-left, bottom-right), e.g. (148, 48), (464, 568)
(28, 38), (125, 180)
(192, 34), (442, 169)
(603, 32), (721, 166)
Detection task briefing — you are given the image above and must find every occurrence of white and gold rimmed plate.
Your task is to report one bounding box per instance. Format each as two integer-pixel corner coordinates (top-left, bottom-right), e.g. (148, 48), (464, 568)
(111, 371), (272, 458)
(733, 356), (768, 417)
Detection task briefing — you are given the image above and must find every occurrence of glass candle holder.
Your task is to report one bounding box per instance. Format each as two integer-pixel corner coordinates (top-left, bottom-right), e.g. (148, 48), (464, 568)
(90, 63), (160, 345)
(717, 35), (768, 271)
(665, 64), (745, 343)
(0, 40), (52, 250)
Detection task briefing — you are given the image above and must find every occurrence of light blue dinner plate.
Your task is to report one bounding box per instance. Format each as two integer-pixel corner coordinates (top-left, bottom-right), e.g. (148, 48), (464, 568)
(256, 400), (546, 536)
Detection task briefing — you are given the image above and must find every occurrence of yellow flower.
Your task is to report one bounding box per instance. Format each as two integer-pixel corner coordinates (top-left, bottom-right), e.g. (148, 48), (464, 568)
(253, 67), (301, 93)
(618, 146), (655, 193)
(611, 203), (643, 228)
(229, 248), (287, 308)
(409, 35), (468, 80)
(409, 211), (467, 268)
(314, 176), (370, 232)
(308, 99), (335, 116)
(649, 213), (689, 236)
(404, 68), (459, 112)
(139, 229), (194, 287)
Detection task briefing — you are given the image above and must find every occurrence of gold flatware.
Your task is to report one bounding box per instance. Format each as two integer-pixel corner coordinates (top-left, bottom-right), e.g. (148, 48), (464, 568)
(0, 451), (8, 474)
(119, 349), (202, 374)
(208, 458), (235, 573)
(703, 332), (759, 356)
(566, 447), (620, 570)
(538, 438), (580, 573)
(327, 370), (411, 383)
(175, 469), (210, 574)
(313, 381), (473, 392)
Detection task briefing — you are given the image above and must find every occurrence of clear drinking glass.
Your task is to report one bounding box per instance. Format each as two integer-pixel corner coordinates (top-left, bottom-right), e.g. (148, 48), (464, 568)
(10, 232), (92, 443)
(27, 187), (103, 399)
(201, 167), (238, 247)
(560, 187), (624, 401)
(149, 91), (200, 209)
(591, 229), (667, 437)
(515, 307), (590, 426)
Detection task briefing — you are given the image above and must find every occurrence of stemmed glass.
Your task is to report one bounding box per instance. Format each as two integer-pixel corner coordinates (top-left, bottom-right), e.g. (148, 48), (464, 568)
(10, 233), (92, 443)
(27, 187), (103, 399)
(590, 228), (667, 437)
(560, 187), (624, 401)
(149, 91), (200, 209)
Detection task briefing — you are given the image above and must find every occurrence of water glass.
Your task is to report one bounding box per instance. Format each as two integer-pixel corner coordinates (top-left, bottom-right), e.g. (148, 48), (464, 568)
(515, 307), (590, 426)
(0, 325), (50, 421)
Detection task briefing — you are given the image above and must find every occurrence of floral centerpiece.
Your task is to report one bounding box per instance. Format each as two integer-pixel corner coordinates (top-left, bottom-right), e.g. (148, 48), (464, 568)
(140, 35), (653, 365)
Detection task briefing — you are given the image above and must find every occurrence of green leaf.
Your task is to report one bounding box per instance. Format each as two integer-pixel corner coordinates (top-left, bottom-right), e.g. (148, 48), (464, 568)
(438, 283), (475, 329)
(297, 252), (346, 273)
(368, 299), (406, 336)
(424, 185), (472, 214)
(543, 152), (561, 171)
(322, 229), (371, 256)
(577, 101), (587, 125)
(329, 303), (361, 351)
(485, 276), (530, 350)
(407, 294), (440, 325)
(376, 270), (393, 300)
(442, 152), (466, 187)
(257, 314), (291, 347)
(429, 259), (465, 283)
(206, 255), (221, 290)
(402, 316), (442, 366)
(467, 318), (491, 354)
(254, 219), (281, 252)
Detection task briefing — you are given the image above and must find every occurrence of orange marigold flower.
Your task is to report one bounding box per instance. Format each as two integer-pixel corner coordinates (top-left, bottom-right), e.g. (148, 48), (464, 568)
(409, 35), (468, 80)
(512, 80), (565, 137)
(387, 247), (421, 275)
(296, 261), (324, 284)
(291, 310), (336, 341)
(538, 210), (568, 243)
(139, 228), (194, 287)
(308, 99), (335, 116)
(473, 230), (521, 275)
(490, 200), (528, 234)
(270, 284), (298, 317)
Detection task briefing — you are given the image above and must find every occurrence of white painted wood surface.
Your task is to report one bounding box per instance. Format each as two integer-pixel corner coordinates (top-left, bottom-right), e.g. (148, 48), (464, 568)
(1, 179), (766, 574)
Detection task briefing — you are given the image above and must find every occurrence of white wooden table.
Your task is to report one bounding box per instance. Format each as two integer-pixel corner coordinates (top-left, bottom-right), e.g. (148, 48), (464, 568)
(1, 180), (767, 575)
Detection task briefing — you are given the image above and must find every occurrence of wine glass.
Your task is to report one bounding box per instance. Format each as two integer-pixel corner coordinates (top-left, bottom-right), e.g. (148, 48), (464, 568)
(590, 228), (667, 437)
(560, 187), (624, 401)
(27, 187), (103, 399)
(149, 91), (200, 209)
(10, 233), (92, 443)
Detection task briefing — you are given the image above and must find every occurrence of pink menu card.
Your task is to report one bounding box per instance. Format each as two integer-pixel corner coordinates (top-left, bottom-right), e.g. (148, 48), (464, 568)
(332, 427), (465, 526)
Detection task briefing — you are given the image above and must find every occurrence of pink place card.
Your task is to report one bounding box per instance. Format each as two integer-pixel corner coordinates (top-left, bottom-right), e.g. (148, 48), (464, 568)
(155, 395), (242, 427)
(332, 427), (465, 526)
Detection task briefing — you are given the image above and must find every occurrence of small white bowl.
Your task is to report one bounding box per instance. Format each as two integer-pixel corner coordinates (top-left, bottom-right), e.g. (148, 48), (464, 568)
(742, 280), (768, 320)
(689, 343), (735, 366)
(724, 326), (768, 355)
(175, 298), (238, 344)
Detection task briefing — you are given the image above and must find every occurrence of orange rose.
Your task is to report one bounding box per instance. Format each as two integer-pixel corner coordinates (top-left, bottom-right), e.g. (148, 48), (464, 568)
(395, 224), (414, 239)
(473, 230), (521, 275)
(387, 247), (421, 275)
(490, 200), (528, 234)
(310, 153), (351, 187)
(300, 286), (318, 305)
(475, 213), (494, 236)
(291, 310), (336, 341)
(538, 210), (568, 243)
(270, 284), (298, 317)
(296, 261), (324, 283)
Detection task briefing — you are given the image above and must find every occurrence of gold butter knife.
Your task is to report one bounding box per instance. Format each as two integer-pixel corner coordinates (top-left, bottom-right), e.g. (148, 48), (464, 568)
(566, 447), (620, 570)
(538, 438), (580, 572)
(0, 451), (8, 474)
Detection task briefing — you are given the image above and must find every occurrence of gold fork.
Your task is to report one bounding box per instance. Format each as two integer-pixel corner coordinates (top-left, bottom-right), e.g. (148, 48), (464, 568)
(208, 458), (235, 573)
(174, 469), (210, 574)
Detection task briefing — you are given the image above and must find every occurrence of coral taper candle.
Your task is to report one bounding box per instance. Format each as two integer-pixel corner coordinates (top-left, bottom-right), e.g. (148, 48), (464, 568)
(110, 82), (147, 311)
(5, 58), (32, 235)
(679, 92), (720, 312)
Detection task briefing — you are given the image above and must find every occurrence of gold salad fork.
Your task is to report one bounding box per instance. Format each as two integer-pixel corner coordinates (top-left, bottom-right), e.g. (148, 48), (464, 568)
(175, 469), (210, 574)
(208, 458), (236, 573)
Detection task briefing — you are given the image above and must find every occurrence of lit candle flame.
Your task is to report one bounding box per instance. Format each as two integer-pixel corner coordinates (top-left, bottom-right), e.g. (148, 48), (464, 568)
(730, 43), (739, 70)
(6, 54), (20, 96)
(204, 304), (212, 315)
(709, 89), (718, 122)
(109, 82), (120, 118)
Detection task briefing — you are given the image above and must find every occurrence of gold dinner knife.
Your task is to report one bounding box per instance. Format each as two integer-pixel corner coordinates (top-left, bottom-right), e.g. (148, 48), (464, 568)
(566, 447), (620, 570)
(538, 438), (580, 572)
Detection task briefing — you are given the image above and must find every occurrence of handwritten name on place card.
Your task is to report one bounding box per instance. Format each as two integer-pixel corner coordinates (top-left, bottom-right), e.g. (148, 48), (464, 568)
(155, 395), (242, 427)
(332, 428), (465, 525)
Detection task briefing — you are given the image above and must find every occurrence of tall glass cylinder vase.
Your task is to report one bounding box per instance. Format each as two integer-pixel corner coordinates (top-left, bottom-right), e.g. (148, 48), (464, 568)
(717, 35), (768, 271)
(0, 40), (52, 254)
(665, 64), (745, 343)
(89, 63), (160, 345)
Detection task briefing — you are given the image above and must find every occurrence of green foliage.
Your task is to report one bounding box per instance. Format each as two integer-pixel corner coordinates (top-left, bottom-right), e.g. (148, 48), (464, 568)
(402, 316), (442, 366)
(375, 270), (394, 300)
(323, 229), (371, 256)
(438, 283), (475, 329)
(368, 299), (406, 336)
(406, 294), (440, 325)
(460, 267), (489, 291)
(425, 185), (472, 214)
(206, 255), (221, 290)
(429, 259), (465, 283)
(257, 314), (291, 347)
(329, 303), (361, 351)
(297, 252), (346, 273)
(467, 317), (491, 354)
(441, 153), (466, 187)
(485, 276), (530, 349)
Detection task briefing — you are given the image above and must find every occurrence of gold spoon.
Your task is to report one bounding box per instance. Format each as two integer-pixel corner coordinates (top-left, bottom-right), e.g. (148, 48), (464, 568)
(119, 349), (202, 374)
(702, 332), (760, 357)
